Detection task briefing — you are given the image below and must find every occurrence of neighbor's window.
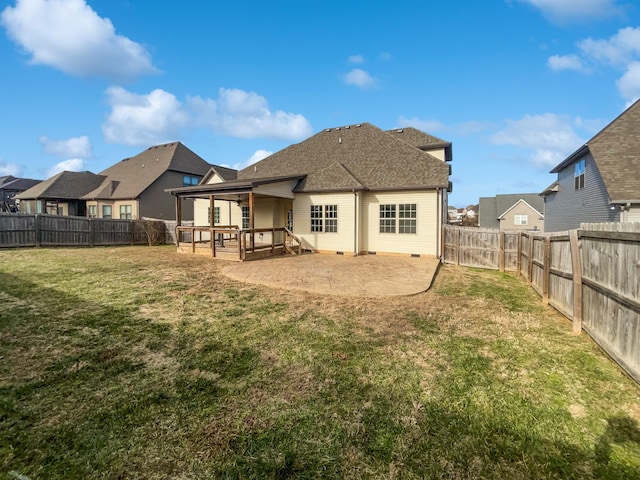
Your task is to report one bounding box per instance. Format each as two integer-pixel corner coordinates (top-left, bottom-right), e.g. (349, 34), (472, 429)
(119, 204), (132, 220)
(379, 204), (396, 233)
(241, 206), (250, 229)
(574, 159), (585, 190)
(514, 214), (528, 225)
(207, 206), (221, 224)
(398, 204), (417, 233)
(183, 175), (199, 187)
(310, 205), (323, 232)
(88, 205), (97, 218)
(102, 205), (112, 219)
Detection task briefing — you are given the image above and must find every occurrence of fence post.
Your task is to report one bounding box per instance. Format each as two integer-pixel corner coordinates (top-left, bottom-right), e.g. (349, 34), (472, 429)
(130, 220), (135, 245)
(456, 228), (461, 266)
(569, 229), (583, 335)
(516, 232), (522, 278)
(527, 234), (534, 283)
(542, 235), (551, 305)
(34, 214), (41, 247)
(498, 231), (505, 272)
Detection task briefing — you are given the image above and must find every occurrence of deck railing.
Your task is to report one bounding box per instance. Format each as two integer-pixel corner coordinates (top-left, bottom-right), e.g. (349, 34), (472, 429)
(176, 226), (292, 260)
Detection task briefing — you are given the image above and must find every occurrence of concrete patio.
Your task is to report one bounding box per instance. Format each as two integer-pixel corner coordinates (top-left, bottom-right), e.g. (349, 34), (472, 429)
(220, 254), (441, 296)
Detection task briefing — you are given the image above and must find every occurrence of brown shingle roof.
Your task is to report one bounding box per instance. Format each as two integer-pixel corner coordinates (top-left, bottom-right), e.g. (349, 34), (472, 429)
(551, 99), (640, 202)
(15, 171), (105, 200)
(238, 123), (450, 192)
(82, 142), (212, 200)
(385, 127), (451, 149)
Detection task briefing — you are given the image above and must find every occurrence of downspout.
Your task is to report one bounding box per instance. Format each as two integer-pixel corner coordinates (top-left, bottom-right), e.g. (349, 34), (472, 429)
(436, 188), (442, 260)
(353, 190), (358, 256)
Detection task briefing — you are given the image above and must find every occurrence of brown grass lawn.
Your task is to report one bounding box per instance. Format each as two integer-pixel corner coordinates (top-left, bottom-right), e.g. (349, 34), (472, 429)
(1, 246), (639, 479)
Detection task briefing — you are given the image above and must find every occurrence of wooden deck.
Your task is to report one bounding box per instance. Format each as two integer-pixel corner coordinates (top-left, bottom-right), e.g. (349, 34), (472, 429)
(175, 226), (299, 261)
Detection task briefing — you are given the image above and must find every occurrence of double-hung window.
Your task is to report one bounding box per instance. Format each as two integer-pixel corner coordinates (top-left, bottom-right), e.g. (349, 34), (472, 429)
(574, 159), (585, 190)
(380, 203), (417, 234)
(514, 214), (528, 226)
(207, 207), (220, 224)
(119, 204), (132, 220)
(310, 205), (338, 233)
(102, 205), (112, 219)
(88, 205), (97, 218)
(183, 175), (199, 187)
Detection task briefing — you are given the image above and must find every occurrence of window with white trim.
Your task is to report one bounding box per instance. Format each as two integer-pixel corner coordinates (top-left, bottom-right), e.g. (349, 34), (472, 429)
(380, 203), (417, 234)
(379, 204), (396, 233)
(207, 206), (220, 224)
(102, 205), (112, 219)
(241, 206), (250, 229)
(310, 205), (337, 233)
(514, 214), (528, 225)
(88, 205), (97, 218)
(119, 204), (132, 220)
(399, 204), (417, 233)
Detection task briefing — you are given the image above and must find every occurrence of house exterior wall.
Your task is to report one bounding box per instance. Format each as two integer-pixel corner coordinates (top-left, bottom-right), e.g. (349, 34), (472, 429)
(499, 202), (544, 231)
(193, 198), (242, 227)
(293, 192), (357, 254)
(254, 180), (297, 199)
(140, 171), (198, 220)
(625, 206), (640, 223)
(426, 148), (446, 161)
(544, 152), (619, 232)
(361, 190), (439, 256)
(86, 200), (140, 219)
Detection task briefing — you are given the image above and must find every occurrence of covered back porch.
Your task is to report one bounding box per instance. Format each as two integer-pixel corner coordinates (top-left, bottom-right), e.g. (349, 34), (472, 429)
(167, 175), (304, 261)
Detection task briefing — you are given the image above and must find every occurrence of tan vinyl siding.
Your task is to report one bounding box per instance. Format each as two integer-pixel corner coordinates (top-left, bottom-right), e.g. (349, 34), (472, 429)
(206, 173), (225, 184)
(253, 180), (297, 199)
(426, 147), (446, 161)
(193, 198), (242, 227)
(626, 207), (640, 223)
(498, 201), (544, 232)
(293, 193), (356, 253)
(113, 200), (138, 219)
(362, 191), (439, 255)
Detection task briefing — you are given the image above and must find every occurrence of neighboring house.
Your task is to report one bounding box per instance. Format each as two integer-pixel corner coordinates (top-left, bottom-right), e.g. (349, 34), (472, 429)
(542, 99), (640, 232)
(169, 123), (452, 257)
(82, 142), (212, 220)
(479, 194), (544, 231)
(16, 142), (213, 220)
(447, 206), (461, 224)
(15, 171), (105, 216)
(0, 175), (41, 212)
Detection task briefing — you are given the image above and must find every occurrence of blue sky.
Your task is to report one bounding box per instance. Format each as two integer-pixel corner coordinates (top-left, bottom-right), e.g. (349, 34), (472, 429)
(1, 0), (639, 207)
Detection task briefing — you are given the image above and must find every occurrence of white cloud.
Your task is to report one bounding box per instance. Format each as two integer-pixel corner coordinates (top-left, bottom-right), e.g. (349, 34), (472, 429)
(547, 54), (588, 72)
(616, 61), (640, 104)
(103, 86), (312, 146)
(247, 149), (272, 164)
(519, 0), (622, 23)
(1, 0), (157, 81)
(39, 135), (92, 158)
(188, 88), (312, 140)
(47, 158), (85, 177)
(397, 116), (444, 133)
(490, 113), (585, 168)
(103, 87), (188, 147)
(348, 54), (365, 64)
(579, 27), (640, 66)
(344, 68), (376, 89)
(0, 160), (21, 176)
(549, 27), (640, 102)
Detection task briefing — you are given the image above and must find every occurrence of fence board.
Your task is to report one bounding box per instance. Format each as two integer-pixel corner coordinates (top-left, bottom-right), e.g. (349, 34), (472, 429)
(443, 223), (640, 384)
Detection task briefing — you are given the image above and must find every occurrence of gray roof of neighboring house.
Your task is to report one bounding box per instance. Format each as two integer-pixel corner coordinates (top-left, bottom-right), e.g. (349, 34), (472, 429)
(82, 142), (212, 200)
(0, 175), (41, 191)
(551, 98), (640, 202)
(237, 123), (450, 192)
(479, 194), (544, 228)
(15, 171), (105, 200)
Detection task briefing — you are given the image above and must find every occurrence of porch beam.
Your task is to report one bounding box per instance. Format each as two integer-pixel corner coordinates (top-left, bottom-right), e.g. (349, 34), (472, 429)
(209, 195), (215, 227)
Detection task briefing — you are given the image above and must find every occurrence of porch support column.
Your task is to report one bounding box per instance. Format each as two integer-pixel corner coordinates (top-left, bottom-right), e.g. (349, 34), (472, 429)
(209, 195), (215, 227)
(176, 196), (182, 226)
(249, 191), (255, 250)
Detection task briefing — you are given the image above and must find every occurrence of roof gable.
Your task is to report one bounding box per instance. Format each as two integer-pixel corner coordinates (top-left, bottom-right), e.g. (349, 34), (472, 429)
(16, 171), (105, 200)
(238, 123), (450, 192)
(498, 198), (544, 219)
(84, 142), (212, 200)
(551, 99), (640, 202)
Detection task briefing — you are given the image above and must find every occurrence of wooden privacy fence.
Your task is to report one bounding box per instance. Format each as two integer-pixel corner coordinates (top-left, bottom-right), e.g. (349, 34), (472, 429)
(443, 223), (640, 384)
(0, 214), (170, 247)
